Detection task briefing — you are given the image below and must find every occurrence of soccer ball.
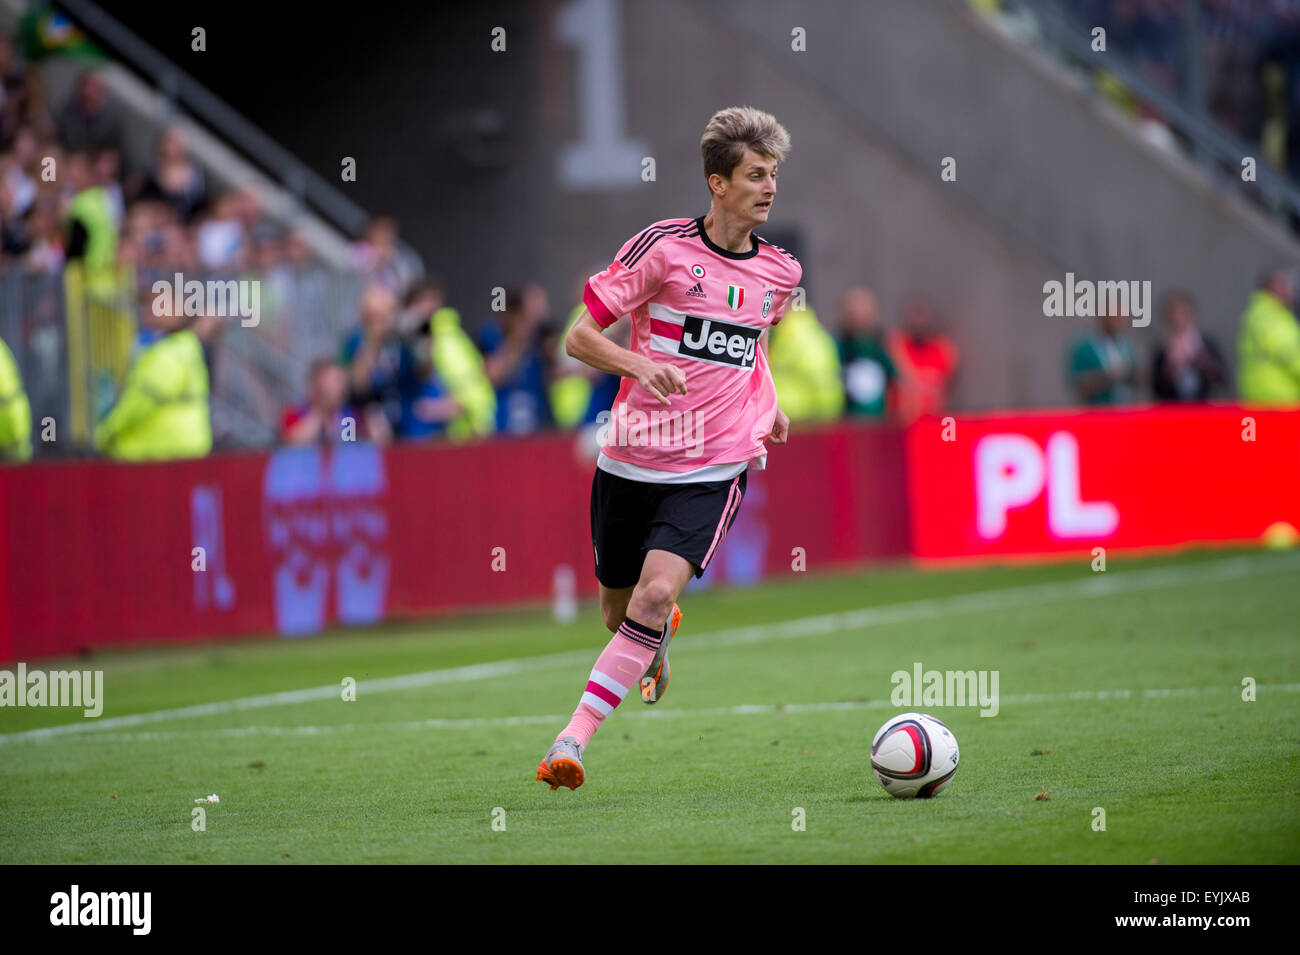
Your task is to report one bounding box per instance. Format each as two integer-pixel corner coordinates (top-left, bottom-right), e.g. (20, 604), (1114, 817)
(870, 712), (960, 799)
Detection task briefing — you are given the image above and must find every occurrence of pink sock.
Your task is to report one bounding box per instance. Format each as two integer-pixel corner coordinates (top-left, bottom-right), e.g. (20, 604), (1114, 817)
(557, 617), (664, 747)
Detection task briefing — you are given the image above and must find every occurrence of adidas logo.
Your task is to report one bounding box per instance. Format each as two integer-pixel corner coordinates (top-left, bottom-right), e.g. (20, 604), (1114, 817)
(686, 282), (706, 298)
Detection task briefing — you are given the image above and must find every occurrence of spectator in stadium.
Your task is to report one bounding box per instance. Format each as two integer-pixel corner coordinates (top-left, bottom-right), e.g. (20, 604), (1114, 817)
(0, 33), (31, 148)
(56, 70), (123, 156)
(400, 372), (463, 441)
(478, 283), (555, 435)
(768, 302), (845, 422)
(0, 333), (32, 462)
(386, 281), (461, 441)
(274, 229), (333, 365)
(284, 230), (316, 270)
(888, 295), (959, 422)
(232, 186), (264, 236)
(282, 358), (365, 445)
(1, 32), (58, 150)
(136, 125), (207, 225)
(340, 282), (424, 443)
(0, 166), (26, 255)
(18, 196), (64, 274)
(1067, 307), (1140, 405)
(837, 285), (897, 420)
(94, 287), (211, 460)
(122, 198), (195, 277)
(1238, 267), (1300, 404)
(251, 222), (286, 272)
(243, 224), (293, 348)
(405, 278), (495, 440)
(1150, 290), (1227, 401)
(349, 216), (422, 299)
(195, 189), (252, 271)
(1, 125), (40, 223)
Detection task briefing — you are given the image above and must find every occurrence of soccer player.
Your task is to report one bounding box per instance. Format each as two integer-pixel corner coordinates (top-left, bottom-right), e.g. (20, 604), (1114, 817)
(536, 106), (802, 791)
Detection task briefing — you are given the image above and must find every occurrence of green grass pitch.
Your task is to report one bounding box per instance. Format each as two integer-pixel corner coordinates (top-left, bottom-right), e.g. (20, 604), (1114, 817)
(2, 546), (1297, 863)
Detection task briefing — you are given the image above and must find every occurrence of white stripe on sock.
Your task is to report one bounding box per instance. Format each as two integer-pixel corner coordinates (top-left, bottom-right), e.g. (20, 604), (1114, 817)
(589, 670), (631, 698)
(579, 691), (616, 716)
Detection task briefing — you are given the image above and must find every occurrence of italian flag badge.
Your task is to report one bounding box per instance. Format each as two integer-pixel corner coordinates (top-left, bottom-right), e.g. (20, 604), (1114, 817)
(727, 285), (745, 311)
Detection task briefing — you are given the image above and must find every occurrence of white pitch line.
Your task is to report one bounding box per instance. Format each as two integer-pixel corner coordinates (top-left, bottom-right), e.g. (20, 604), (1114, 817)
(8, 683), (1300, 746)
(0, 651), (596, 745)
(1, 551), (1295, 746)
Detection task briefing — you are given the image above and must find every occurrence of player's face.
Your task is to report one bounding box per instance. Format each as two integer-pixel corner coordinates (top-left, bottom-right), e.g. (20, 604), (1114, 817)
(726, 149), (778, 226)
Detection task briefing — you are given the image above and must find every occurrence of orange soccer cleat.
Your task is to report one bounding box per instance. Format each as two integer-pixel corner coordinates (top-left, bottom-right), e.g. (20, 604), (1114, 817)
(536, 736), (586, 791)
(640, 603), (682, 704)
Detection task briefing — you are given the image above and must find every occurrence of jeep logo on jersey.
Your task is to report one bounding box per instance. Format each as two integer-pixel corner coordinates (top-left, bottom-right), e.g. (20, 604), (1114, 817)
(679, 315), (760, 369)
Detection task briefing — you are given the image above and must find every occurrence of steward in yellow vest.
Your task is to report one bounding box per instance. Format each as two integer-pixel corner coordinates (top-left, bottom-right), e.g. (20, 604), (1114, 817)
(429, 306), (496, 440)
(768, 305), (845, 422)
(95, 324), (211, 460)
(0, 336), (32, 462)
(1238, 271), (1300, 404)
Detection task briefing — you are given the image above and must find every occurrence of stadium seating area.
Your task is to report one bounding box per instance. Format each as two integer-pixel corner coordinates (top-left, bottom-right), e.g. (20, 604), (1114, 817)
(2, 3), (1299, 466)
(986, 0), (1300, 183)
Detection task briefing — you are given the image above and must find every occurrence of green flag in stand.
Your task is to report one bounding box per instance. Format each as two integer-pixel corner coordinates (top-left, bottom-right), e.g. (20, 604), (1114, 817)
(19, 5), (107, 62)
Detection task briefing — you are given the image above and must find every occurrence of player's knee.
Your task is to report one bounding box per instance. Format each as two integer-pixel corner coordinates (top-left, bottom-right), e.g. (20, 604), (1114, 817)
(631, 577), (676, 620)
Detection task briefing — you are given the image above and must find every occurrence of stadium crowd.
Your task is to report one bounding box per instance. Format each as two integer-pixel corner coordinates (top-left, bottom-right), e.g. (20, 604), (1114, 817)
(2, 25), (1300, 465)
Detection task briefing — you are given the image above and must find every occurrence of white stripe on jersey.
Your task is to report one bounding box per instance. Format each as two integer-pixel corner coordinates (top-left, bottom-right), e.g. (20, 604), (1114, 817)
(647, 302), (687, 324)
(647, 301), (768, 333)
(646, 301), (767, 366)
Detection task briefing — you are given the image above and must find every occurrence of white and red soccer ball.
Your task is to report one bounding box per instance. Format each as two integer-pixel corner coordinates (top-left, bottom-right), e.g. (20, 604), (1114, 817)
(871, 713), (960, 799)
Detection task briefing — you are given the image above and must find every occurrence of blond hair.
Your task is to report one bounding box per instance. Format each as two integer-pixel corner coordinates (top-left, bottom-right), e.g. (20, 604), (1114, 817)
(700, 106), (790, 188)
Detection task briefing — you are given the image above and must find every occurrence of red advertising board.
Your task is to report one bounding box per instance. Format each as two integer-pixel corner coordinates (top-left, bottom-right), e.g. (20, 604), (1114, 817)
(905, 405), (1300, 560)
(0, 421), (909, 661)
(9, 404), (1289, 660)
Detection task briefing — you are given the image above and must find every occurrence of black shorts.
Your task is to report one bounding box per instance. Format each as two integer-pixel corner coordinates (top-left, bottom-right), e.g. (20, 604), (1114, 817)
(590, 466), (748, 588)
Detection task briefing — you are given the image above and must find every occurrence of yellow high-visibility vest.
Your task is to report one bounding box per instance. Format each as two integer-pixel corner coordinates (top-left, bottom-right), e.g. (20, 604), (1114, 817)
(549, 305), (594, 428)
(1239, 290), (1300, 403)
(0, 336), (32, 462)
(430, 307), (496, 440)
(768, 306), (846, 422)
(95, 328), (212, 460)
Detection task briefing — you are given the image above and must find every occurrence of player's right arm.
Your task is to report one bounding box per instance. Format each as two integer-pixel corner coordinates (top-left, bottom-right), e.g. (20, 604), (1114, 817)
(569, 228), (689, 407)
(565, 309), (686, 407)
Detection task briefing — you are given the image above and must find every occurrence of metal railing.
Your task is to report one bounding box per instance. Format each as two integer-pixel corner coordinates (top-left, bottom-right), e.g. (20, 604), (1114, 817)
(0, 263), (367, 457)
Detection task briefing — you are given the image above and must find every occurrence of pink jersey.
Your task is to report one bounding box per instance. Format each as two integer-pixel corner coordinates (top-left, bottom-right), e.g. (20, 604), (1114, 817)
(583, 215), (802, 478)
